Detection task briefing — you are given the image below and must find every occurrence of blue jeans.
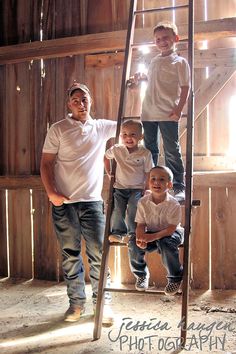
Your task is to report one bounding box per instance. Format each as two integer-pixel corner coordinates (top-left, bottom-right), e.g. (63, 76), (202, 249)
(52, 201), (106, 307)
(128, 229), (184, 283)
(111, 188), (143, 237)
(143, 121), (185, 190)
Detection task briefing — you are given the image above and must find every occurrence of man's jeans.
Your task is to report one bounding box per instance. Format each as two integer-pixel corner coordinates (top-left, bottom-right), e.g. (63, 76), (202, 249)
(128, 229), (184, 283)
(111, 188), (143, 237)
(143, 121), (185, 190)
(52, 201), (105, 307)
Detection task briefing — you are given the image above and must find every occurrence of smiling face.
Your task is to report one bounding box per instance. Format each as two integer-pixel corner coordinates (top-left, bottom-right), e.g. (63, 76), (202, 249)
(149, 167), (173, 200)
(67, 89), (92, 122)
(120, 122), (143, 152)
(154, 28), (179, 56)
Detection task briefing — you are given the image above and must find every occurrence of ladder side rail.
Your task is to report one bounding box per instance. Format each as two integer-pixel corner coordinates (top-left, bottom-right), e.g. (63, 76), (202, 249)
(180, 0), (195, 347)
(93, 0), (138, 340)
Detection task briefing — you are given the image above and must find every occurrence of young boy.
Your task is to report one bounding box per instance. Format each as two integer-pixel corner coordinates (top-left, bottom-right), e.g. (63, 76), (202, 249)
(128, 165), (184, 295)
(130, 21), (190, 202)
(104, 119), (153, 243)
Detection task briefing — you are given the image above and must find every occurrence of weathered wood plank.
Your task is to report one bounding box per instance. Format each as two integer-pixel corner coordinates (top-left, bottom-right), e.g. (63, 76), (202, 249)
(8, 190), (32, 279)
(191, 186), (210, 289)
(211, 187), (236, 289)
(0, 191), (8, 277)
(33, 191), (60, 281)
(0, 18), (235, 64)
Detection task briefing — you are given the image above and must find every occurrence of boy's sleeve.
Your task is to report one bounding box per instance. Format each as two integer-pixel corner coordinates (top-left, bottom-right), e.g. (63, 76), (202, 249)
(167, 203), (182, 225)
(135, 200), (146, 224)
(105, 146), (115, 159)
(144, 151), (154, 172)
(178, 58), (190, 87)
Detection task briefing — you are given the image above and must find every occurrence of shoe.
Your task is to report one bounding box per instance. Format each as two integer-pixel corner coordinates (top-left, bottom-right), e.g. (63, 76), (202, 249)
(174, 189), (185, 202)
(109, 234), (126, 243)
(93, 303), (114, 326)
(64, 305), (85, 322)
(135, 276), (149, 291)
(164, 281), (182, 295)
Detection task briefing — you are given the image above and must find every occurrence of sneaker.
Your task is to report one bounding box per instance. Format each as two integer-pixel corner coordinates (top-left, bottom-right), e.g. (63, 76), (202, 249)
(109, 234), (126, 243)
(93, 303), (114, 326)
(164, 281), (182, 295)
(174, 189), (185, 202)
(135, 276), (149, 291)
(64, 305), (85, 322)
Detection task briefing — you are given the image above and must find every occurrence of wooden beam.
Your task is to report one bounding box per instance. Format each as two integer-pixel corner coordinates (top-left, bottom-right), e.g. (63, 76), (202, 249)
(0, 17), (235, 65)
(193, 171), (236, 187)
(0, 176), (43, 189)
(180, 67), (236, 138)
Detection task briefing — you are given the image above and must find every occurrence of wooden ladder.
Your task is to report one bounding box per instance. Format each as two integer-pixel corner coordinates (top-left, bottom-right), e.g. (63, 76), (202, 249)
(93, 0), (196, 346)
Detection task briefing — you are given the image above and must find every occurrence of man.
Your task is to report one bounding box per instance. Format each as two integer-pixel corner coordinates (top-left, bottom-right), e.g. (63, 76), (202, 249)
(40, 82), (116, 323)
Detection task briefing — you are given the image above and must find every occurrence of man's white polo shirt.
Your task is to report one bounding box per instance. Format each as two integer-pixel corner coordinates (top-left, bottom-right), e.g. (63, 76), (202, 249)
(135, 192), (182, 231)
(43, 115), (116, 202)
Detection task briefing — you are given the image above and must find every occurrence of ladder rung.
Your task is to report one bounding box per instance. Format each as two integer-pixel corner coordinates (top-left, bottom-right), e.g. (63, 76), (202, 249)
(134, 4), (188, 16)
(104, 287), (166, 295)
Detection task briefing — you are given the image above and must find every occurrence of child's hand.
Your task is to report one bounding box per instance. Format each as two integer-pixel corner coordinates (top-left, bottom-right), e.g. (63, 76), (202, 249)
(136, 240), (147, 249)
(169, 108), (181, 122)
(127, 72), (147, 89)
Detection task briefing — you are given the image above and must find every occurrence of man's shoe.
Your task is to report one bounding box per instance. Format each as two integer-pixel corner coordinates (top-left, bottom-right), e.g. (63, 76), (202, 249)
(64, 305), (85, 322)
(135, 276), (149, 291)
(164, 281), (182, 295)
(93, 303), (114, 326)
(174, 189), (185, 203)
(109, 234), (126, 243)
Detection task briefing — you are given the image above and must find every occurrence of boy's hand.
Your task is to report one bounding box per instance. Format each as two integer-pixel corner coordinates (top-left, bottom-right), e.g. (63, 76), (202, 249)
(127, 72), (147, 89)
(169, 108), (182, 122)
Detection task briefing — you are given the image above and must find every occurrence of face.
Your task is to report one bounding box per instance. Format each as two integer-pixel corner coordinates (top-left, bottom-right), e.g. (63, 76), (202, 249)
(154, 28), (179, 56)
(120, 124), (143, 151)
(149, 168), (173, 196)
(67, 89), (92, 121)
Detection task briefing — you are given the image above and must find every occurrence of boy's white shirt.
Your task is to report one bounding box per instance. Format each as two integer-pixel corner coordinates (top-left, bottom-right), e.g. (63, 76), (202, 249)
(105, 144), (154, 189)
(141, 52), (190, 121)
(135, 192), (182, 231)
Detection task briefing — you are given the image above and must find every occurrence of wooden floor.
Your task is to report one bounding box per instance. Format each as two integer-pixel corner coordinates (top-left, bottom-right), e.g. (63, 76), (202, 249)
(0, 278), (235, 354)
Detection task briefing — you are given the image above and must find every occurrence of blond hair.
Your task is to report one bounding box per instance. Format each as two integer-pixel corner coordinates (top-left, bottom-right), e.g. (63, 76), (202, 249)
(153, 21), (178, 36)
(121, 119), (143, 135)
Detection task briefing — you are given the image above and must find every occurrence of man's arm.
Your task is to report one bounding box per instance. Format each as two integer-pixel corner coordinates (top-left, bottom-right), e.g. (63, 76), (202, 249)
(104, 156), (112, 179)
(40, 153), (70, 206)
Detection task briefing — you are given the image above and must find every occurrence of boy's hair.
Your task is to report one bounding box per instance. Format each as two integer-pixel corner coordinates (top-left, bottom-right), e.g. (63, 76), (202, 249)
(150, 165), (174, 182)
(153, 21), (178, 36)
(121, 119), (143, 135)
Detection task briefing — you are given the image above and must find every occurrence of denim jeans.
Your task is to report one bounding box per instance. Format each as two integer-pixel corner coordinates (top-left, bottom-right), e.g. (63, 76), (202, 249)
(142, 121), (185, 190)
(52, 201), (106, 307)
(110, 188), (143, 237)
(128, 229), (184, 283)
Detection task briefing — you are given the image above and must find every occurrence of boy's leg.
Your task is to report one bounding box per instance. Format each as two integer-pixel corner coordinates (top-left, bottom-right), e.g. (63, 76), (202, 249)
(157, 230), (184, 285)
(126, 189), (143, 237)
(110, 188), (128, 240)
(143, 121), (159, 165)
(128, 235), (150, 290)
(159, 121), (185, 191)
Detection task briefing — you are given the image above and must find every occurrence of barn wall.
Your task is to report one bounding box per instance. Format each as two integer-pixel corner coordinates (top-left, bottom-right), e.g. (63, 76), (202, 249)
(0, 0), (235, 289)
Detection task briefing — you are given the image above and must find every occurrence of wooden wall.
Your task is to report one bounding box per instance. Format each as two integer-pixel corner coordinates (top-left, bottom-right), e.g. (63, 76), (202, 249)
(0, 0), (235, 289)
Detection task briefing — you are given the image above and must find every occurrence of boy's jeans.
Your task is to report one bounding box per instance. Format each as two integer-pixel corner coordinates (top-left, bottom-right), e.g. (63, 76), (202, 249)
(111, 188), (143, 237)
(128, 229), (184, 283)
(52, 201), (107, 308)
(143, 121), (185, 190)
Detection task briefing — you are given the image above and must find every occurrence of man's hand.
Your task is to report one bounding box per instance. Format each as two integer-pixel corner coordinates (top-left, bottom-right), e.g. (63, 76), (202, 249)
(48, 192), (70, 206)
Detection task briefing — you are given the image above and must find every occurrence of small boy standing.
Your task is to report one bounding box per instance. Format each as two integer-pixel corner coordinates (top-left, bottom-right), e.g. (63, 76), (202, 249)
(128, 165), (184, 295)
(104, 119), (153, 243)
(131, 21), (190, 202)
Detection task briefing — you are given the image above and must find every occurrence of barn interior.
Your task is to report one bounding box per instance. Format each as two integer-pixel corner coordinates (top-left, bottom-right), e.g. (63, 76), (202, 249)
(0, 0), (236, 353)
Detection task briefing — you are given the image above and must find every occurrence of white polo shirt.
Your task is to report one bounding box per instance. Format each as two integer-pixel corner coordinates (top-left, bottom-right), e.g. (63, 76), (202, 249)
(135, 192), (182, 231)
(43, 115), (116, 203)
(141, 52), (190, 121)
(105, 144), (153, 189)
